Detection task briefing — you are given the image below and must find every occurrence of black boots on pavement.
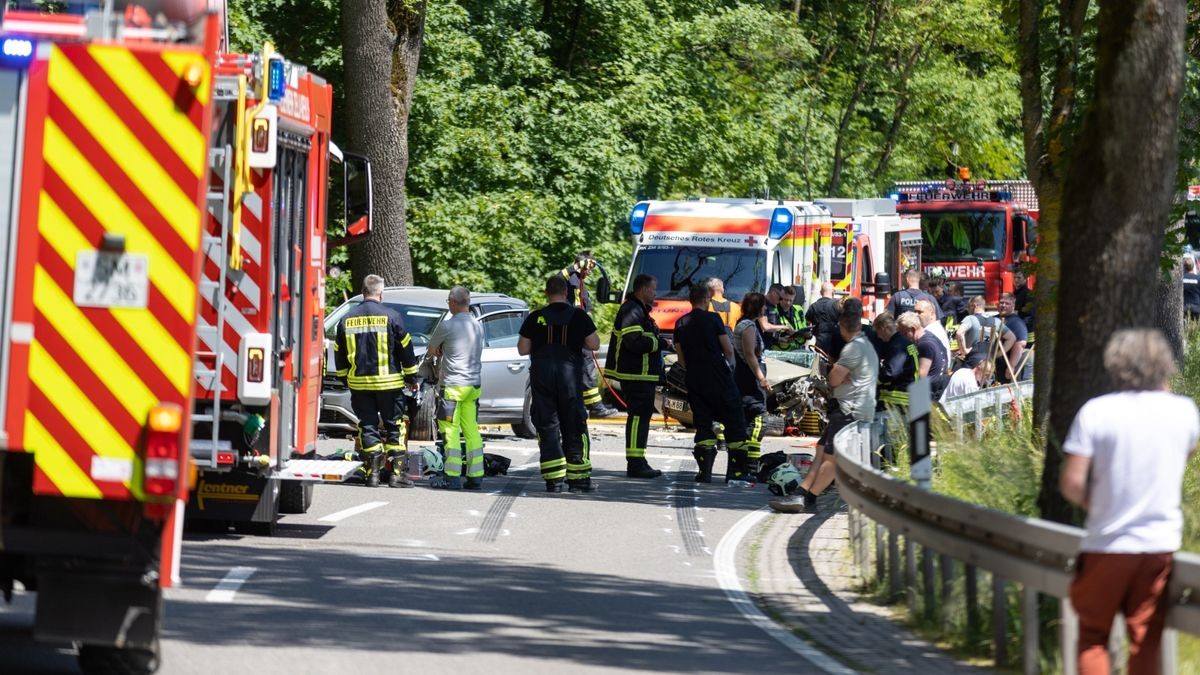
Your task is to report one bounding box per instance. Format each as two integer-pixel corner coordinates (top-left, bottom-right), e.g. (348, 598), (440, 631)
(692, 446), (717, 483)
(626, 458), (662, 479)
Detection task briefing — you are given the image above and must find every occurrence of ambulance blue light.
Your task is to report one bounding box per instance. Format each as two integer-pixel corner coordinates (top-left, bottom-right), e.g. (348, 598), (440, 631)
(267, 58), (286, 102)
(768, 207), (793, 240)
(888, 193), (900, 201)
(0, 38), (35, 69)
(629, 202), (649, 234)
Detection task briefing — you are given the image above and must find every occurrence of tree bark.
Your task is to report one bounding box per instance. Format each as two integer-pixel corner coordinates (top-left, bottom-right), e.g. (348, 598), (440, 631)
(1158, 220), (1186, 361)
(827, 0), (883, 196)
(340, 0), (426, 288)
(871, 42), (925, 181)
(1046, 0), (1186, 529)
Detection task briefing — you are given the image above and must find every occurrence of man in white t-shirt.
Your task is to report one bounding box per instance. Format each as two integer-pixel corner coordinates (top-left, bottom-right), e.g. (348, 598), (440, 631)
(915, 299), (951, 367)
(770, 309), (877, 514)
(938, 360), (991, 403)
(1060, 328), (1200, 675)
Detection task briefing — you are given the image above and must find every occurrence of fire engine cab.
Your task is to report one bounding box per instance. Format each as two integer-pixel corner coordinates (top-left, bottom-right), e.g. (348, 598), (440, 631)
(891, 180), (1039, 304)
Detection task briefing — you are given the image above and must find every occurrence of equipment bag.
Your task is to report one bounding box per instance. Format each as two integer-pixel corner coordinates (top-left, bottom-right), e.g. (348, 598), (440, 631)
(483, 453), (511, 476)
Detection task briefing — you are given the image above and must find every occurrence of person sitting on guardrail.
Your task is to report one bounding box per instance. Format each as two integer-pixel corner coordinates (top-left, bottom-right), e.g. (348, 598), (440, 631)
(954, 296), (999, 368)
(1059, 328), (1199, 675)
(938, 360), (991, 403)
(769, 306), (877, 514)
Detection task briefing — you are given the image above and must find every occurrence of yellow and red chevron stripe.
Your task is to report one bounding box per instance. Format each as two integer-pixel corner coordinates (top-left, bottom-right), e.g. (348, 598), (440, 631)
(23, 43), (210, 500)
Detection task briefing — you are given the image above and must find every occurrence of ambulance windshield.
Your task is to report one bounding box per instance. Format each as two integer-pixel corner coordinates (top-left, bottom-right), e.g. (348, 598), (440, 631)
(631, 246), (766, 302)
(920, 210), (1006, 262)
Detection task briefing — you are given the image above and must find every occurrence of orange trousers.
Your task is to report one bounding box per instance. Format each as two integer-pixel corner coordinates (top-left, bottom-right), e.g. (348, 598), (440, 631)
(1069, 551), (1173, 675)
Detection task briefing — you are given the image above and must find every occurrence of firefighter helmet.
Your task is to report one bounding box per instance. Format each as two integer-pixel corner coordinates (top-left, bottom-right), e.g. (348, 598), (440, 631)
(767, 463), (803, 497)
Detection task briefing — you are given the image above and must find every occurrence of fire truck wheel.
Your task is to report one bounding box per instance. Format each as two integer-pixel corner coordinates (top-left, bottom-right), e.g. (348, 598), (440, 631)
(77, 639), (160, 674)
(279, 482), (314, 514)
(408, 392), (437, 442)
(511, 386), (536, 439)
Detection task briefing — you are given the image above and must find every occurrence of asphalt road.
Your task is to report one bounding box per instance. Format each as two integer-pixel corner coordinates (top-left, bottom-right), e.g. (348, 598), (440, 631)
(0, 420), (824, 674)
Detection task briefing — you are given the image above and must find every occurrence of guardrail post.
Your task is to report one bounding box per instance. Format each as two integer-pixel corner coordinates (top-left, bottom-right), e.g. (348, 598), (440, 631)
(974, 396), (985, 440)
(940, 553), (954, 629)
(1022, 585), (1039, 675)
(1061, 598), (1078, 675)
(993, 576), (1008, 667)
(966, 564), (979, 643)
(906, 536), (917, 616)
(888, 530), (901, 603)
(1162, 628), (1178, 675)
(875, 523), (885, 582)
(922, 546), (936, 621)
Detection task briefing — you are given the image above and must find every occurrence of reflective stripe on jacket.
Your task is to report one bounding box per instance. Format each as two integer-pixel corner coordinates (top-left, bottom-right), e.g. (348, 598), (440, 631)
(604, 297), (662, 382)
(334, 299), (419, 391)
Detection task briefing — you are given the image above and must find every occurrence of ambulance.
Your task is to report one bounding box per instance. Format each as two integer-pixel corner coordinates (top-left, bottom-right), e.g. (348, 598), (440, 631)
(614, 198), (919, 340)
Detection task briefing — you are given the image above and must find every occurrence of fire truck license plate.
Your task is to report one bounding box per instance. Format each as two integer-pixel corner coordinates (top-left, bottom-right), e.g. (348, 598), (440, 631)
(73, 251), (150, 309)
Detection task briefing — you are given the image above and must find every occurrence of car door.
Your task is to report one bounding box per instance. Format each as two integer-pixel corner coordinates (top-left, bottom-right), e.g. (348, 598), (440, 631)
(477, 309), (528, 415)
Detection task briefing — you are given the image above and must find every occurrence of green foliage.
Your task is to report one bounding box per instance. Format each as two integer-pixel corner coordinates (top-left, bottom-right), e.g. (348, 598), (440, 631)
(933, 411), (1045, 518)
(229, 0), (1028, 307)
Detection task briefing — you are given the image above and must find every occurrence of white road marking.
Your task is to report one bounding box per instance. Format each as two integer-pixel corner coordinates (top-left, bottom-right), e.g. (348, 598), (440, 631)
(456, 528), (480, 536)
(319, 501), (388, 522)
(205, 566), (256, 603)
(358, 552), (440, 562)
(714, 508), (854, 674)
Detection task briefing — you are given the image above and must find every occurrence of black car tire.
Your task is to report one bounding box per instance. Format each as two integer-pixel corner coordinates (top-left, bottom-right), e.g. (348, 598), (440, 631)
(78, 640), (160, 674)
(511, 386), (537, 439)
(279, 481), (314, 514)
(408, 389), (437, 442)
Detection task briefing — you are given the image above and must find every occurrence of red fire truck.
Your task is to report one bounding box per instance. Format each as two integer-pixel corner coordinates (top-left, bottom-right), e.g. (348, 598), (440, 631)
(185, 49), (372, 532)
(0, 3), (371, 670)
(891, 180), (1039, 304)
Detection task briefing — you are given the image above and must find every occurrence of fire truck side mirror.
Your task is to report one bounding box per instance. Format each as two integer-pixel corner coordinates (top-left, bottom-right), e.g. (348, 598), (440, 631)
(328, 152), (374, 248)
(1012, 215), (1029, 252)
(872, 272), (891, 296)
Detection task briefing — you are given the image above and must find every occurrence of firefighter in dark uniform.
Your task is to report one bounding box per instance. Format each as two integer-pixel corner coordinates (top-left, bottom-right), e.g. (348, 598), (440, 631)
(605, 273), (664, 479)
(518, 274), (602, 493)
(560, 251), (618, 418)
(674, 284), (751, 484)
(335, 274), (420, 487)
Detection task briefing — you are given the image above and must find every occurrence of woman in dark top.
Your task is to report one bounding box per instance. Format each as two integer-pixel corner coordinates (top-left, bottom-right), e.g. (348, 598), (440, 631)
(732, 293), (770, 479)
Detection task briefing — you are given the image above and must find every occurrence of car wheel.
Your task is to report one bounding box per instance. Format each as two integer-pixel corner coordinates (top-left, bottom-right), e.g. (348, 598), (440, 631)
(408, 389), (437, 442)
(511, 386), (537, 439)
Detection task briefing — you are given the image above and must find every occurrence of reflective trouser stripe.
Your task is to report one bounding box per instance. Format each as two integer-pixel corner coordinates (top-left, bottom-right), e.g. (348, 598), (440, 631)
(746, 415), (763, 459)
(582, 387), (602, 405)
(541, 457), (567, 480)
(566, 433), (591, 480)
(438, 385), (483, 477)
(464, 447), (484, 479)
(626, 415), (644, 458)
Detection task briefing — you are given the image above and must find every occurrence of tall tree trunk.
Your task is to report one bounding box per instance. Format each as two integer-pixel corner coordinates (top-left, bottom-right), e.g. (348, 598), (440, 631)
(1158, 219), (1186, 361)
(1048, 0), (1186, 530)
(340, 0), (426, 288)
(871, 42), (925, 181)
(827, 0), (883, 196)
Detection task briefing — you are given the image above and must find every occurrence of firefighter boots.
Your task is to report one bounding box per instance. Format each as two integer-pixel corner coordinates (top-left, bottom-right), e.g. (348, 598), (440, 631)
(626, 458), (663, 479)
(387, 451), (414, 488)
(567, 477), (598, 493)
(692, 446), (717, 483)
(361, 451), (383, 488)
(464, 477), (483, 490)
(725, 446), (752, 486)
(545, 479), (564, 493)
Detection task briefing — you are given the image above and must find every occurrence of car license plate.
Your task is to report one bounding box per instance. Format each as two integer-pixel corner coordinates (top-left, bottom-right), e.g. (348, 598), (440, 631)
(74, 251), (150, 309)
(664, 397), (686, 412)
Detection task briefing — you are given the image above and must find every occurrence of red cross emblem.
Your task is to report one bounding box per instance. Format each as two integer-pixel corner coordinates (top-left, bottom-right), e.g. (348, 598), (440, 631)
(745, 236), (758, 247)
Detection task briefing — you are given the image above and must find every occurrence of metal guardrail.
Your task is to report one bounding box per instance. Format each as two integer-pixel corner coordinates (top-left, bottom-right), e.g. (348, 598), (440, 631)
(832, 421), (1200, 674)
(938, 380), (1034, 440)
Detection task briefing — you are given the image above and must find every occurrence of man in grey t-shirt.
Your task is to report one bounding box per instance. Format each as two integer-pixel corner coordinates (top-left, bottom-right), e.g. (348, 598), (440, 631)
(426, 286), (485, 490)
(771, 311), (877, 514)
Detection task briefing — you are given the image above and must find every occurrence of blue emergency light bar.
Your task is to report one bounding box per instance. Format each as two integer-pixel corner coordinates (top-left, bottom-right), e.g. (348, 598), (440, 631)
(0, 37), (35, 69)
(629, 202), (649, 234)
(768, 207), (793, 240)
(267, 57), (286, 102)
